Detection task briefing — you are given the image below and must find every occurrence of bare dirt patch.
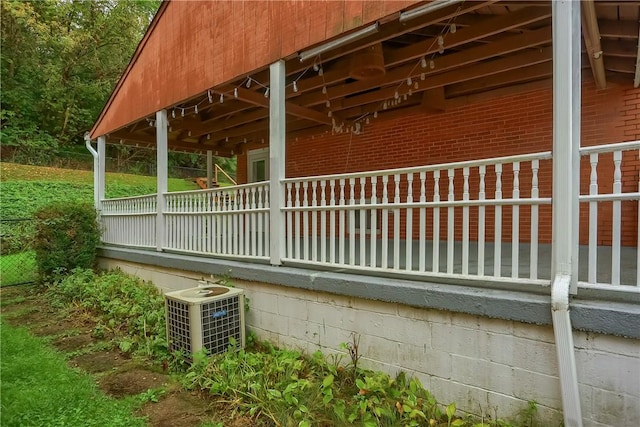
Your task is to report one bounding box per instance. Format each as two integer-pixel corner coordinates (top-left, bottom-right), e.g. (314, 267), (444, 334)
(52, 332), (94, 352)
(69, 349), (132, 373)
(99, 368), (169, 398)
(138, 391), (218, 427)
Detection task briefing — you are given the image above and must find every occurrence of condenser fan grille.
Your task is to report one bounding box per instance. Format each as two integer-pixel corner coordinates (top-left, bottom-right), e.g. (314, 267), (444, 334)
(166, 298), (192, 353)
(201, 295), (242, 355)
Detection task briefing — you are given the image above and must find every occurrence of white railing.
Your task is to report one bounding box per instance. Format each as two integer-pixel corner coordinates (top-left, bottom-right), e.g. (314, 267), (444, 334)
(579, 140), (640, 287)
(101, 194), (157, 248)
(163, 182), (270, 260)
(282, 152), (554, 284)
(97, 142), (639, 289)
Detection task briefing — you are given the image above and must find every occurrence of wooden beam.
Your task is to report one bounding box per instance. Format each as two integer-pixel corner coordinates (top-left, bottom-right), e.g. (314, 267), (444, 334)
(298, 1), (498, 66)
(602, 40), (638, 58)
(336, 46), (552, 111)
(385, 6), (551, 67)
(296, 26), (552, 108)
(219, 86), (335, 126)
(605, 57), (636, 74)
(445, 62), (552, 97)
(635, 26), (640, 88)
(107, 131), (234, 156)
(599, 20), (639, 39)
(581, 0), (607, 89)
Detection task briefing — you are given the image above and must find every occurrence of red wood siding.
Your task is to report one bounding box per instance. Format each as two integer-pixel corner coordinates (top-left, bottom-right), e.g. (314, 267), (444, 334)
(91, 0), (414, 137)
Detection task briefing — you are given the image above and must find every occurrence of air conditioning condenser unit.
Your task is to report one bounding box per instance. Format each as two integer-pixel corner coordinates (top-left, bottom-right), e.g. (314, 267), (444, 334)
(165, 286), (245, 355)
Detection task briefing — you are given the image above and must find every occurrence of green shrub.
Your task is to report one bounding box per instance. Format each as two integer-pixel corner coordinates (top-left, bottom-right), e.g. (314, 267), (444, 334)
(33, 202), (101, 278)
(48, 268), (168, 358)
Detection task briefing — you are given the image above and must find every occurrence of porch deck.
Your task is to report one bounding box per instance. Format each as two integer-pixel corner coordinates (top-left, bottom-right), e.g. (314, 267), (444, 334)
(282, 239), (638, 286)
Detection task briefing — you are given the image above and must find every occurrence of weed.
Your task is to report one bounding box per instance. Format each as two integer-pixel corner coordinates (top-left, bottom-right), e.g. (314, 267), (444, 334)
(47, 268), (169, 360)
(137, 388), (166, 404)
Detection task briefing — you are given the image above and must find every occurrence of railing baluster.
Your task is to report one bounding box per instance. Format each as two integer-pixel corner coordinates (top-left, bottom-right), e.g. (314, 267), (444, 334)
(433, 170), (440, 273)
(286, 183), (293, 259)
(530, 160), (539, 280)
(462, 167), (470, 275)
(588, 154), (598, 283)
(406, 173), (414, 272)
(359, 177), (366, 267)
(447, 169), (455, 274)
(330, 180), (336, 264)
(320, 181), (327, 263)
(264, 184), (270, 256)
(393, 174), (401, 270)
(512, 162), (520, 278)
(339, 179), (346, 265)
(303, 181), (309, 261)
(242, 189), (248, 255)
(349, 178), (356, 265)
(419, 172), (427, 272)
(381, 175), (389, 269)
(217, 193), (224, 254)
(311, 181), (318, 262)
(257, 186), (264, 257)
(250, 187), (257, 256)
(238, 189), (245, 256)
(494, 164), (503, 278)
(370, 177), (378, 268)
(612, 151), (622, 285)
(295, 182), (301, 260)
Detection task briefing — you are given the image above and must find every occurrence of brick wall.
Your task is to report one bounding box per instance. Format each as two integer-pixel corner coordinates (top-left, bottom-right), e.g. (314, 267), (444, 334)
(240, 80), (640, 246)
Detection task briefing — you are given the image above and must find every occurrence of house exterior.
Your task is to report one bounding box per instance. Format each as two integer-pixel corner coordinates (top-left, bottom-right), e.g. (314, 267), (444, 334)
(87, 1), (640, 426)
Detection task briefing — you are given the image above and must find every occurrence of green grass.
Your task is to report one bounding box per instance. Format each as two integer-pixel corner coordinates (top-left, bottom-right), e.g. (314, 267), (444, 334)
(0, 162), (198, 218)
(0, 250), (37, 287)
(0, 321), (146, 427)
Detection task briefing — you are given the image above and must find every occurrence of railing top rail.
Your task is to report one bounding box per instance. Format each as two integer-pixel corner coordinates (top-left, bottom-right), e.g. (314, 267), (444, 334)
(282, 151), (553, 183)
(163, 181), (269, 196)
(101, 193), (157, 203)
(579, 140), (640, 155)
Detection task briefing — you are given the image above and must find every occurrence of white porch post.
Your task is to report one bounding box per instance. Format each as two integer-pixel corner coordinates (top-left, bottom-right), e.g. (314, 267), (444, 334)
(97, 135), (106, 207)
(156, 110), (169, 252)
(269, 59), (286, 265)
(551, 1), (582, 426)
(207, 150), (214, 188)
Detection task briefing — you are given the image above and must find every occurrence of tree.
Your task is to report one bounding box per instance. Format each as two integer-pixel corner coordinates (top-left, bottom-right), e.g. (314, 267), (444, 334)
(1, 0), (159, 162)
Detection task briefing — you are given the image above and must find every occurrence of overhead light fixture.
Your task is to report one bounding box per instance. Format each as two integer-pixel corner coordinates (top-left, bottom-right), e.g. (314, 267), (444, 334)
(399, 0), (464, 23)
(299, 22), (379, 62)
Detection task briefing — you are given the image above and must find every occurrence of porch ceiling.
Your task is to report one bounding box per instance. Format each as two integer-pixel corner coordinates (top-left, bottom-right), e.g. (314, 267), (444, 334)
(107, 0), (640, 156)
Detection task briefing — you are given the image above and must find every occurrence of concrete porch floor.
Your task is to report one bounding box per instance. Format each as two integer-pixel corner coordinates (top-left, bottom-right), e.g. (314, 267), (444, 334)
(284, 239), (638, 286)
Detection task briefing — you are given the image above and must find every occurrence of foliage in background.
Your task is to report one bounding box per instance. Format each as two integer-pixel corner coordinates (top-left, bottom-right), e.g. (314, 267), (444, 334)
(0, 320), (146, 427)
(48, 268), (168, 358)
(0, 163), (199, 218)
(33, 202), (101, 278)
(0, 0), (159, 153)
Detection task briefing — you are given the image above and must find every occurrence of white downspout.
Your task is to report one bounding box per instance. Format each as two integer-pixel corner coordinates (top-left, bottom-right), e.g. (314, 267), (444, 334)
(551, 1), (582, 426)
(84, 132), (100, 210)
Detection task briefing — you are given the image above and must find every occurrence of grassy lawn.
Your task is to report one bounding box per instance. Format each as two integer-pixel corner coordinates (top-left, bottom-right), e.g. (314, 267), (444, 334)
(0, 251), (37, 287)
(0, 162), (197, 191)
(0, 320), (146, 427)
(0, 162), (198, 218)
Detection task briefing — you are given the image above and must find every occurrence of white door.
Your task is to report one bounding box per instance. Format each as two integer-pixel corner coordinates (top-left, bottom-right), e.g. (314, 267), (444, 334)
(247, 148), (269, 182)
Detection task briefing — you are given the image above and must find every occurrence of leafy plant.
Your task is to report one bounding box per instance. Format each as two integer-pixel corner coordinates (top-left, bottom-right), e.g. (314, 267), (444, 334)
(47, 268), (169, 360)
(33, 202), (100, 279)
